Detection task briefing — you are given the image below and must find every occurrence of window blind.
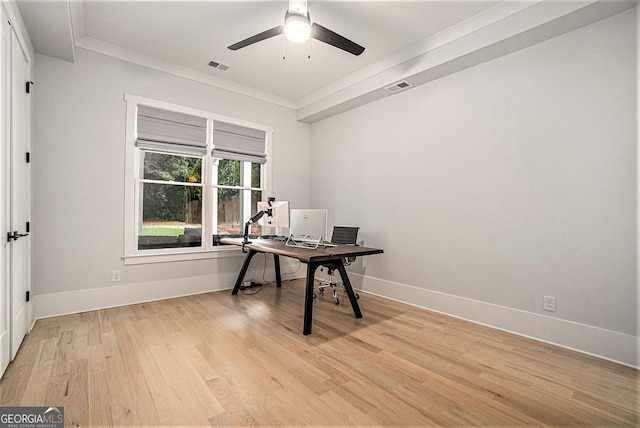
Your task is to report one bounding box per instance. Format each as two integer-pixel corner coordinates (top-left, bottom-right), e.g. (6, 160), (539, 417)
(212, 121), (266, 164)
(136, 105), (207, 156)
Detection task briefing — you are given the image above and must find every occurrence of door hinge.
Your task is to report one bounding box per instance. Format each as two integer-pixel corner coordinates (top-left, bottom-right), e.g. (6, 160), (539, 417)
(26, 291), (30, 302)
(26, 81), (33, 94)
(26, 222), (30, 233)
(26, 152), (30, 163)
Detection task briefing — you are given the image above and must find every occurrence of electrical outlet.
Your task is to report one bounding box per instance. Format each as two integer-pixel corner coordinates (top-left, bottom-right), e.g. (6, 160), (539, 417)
(112, 270), (121, 282)
(543, 295), (556, 312)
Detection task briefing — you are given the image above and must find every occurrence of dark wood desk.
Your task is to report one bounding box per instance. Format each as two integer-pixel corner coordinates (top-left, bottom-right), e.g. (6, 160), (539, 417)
(220, 237), (383, 335)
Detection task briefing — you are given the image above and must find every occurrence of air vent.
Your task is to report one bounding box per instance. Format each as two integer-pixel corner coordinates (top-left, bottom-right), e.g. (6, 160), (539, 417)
(208, 60), (231, 71)
(385, 80), (413, 93)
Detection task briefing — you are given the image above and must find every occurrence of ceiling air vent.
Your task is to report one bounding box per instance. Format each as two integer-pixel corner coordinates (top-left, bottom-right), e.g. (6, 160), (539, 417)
(208, 60), (231, 71)
(385, 80), (413, 94)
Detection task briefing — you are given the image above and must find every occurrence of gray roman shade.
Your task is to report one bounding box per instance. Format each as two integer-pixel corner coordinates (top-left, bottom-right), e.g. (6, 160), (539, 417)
(212, 121), (267, 164)
(136, 105), (207, 156)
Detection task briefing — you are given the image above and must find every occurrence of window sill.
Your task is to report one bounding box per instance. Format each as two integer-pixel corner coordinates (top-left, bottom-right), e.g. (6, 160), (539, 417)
(123, 246), (243, 265)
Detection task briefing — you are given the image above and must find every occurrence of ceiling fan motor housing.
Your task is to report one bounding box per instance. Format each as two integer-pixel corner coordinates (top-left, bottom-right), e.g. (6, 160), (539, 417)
(284, 10), (312, 43)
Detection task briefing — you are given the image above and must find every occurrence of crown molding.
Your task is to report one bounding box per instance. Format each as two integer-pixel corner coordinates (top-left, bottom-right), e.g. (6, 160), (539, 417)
(295, 0), (536, 110)
(75, 36), (297, 110)
(295, 0), (637, 123)
(70, 1), (636, 123)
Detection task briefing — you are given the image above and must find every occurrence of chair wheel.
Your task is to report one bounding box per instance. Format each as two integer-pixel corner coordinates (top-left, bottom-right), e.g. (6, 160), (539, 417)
(319, 288), (324, 295)
(313, 293), (317, 299)
(334, 298), (339, 305)
(355, 292), (360, 299)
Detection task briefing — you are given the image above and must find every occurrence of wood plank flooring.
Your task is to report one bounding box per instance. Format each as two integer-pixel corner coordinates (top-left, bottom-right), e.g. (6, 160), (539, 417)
(0, 279), (637, 427)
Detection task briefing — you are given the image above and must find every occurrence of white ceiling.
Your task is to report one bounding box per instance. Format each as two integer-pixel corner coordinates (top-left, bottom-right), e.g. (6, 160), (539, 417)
(15, 0), (637, 121)
(18, 1), (502, 98)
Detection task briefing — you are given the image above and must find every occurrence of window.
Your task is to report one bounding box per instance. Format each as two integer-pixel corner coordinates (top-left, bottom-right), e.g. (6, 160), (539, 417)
(211, 120), (267, 238)
(138, 152), (203, 250)
(214, 159), (263, 236)
(124, 95), (271, 263)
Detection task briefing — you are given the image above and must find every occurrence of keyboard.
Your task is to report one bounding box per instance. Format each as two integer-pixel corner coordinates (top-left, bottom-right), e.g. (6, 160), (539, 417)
(285, 235), (339, 249)
(286, 235), (322, 249)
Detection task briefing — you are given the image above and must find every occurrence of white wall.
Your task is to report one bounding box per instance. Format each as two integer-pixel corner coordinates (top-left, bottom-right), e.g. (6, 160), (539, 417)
(30, 7), (638, 367)
(310, 10), (637, 366)
(32, 47), (310, 313)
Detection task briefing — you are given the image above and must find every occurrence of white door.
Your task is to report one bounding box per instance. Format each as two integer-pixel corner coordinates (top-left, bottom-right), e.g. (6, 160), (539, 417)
(8, 23), (30, 361)
(0, 10), (11, 374)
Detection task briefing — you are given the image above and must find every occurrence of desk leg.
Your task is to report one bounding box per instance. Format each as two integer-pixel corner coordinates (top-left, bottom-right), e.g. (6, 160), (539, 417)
(303, 262), (321, 335)
(335, 262), (363, 319)
(231, 250), (258, 295)
(274, 255), (282, 288)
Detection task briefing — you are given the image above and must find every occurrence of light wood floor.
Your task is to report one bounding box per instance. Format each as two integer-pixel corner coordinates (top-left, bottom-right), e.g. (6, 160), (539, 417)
(0, 279), (637, 427)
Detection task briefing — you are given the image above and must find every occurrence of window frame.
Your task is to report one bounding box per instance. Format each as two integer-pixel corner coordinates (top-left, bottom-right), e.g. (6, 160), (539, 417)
(123, 94), (272, 265)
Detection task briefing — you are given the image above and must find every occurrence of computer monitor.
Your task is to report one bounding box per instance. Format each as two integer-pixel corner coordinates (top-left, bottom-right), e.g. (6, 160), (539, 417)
(257, 200), (290, 231)
(289, 209), (328, 240)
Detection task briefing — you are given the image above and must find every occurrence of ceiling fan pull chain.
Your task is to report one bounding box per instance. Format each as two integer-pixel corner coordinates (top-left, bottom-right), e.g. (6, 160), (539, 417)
(307, 39), (311, 59)
(283, 37), (286, 60)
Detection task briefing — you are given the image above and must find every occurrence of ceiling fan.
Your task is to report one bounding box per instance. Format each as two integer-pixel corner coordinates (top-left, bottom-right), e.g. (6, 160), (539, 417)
(227, 0), (365, 56)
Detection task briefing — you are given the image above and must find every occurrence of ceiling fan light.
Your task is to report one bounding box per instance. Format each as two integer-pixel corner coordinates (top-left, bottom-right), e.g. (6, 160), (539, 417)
(284, 12), (311, 43)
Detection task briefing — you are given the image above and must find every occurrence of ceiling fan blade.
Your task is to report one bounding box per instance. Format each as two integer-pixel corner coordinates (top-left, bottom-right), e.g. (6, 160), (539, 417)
(228, 26), (284, 51)
(311, 23), (364, 56)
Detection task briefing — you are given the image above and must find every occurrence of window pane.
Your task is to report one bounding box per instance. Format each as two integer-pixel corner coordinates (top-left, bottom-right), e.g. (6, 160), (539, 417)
(214, 160), (264, 240)
(138, 182), (202, 250)
(217, 188), (240, 235)
(217, 159), (241, 187)
(143, 151), (202, 183)
(251, 163), (261, 188)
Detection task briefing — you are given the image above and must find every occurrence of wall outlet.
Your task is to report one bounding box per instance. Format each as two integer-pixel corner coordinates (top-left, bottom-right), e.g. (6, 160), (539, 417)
(543, 295), (556, 312)
(112, 270), (121, 282)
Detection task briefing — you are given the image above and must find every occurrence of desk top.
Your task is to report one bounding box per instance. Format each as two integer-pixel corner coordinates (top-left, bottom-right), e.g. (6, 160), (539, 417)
(220, 237), (383, 263)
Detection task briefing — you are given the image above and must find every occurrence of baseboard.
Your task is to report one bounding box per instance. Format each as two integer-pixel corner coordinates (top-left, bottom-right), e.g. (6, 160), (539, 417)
(33, 273), (234, 319)
(33, 256), (305, 320)
(353, 274), (639, 369)
(33, 270), (638, 368)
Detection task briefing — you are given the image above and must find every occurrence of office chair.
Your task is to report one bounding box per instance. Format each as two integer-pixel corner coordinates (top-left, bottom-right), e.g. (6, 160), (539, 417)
(315, 226), (360, 305)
